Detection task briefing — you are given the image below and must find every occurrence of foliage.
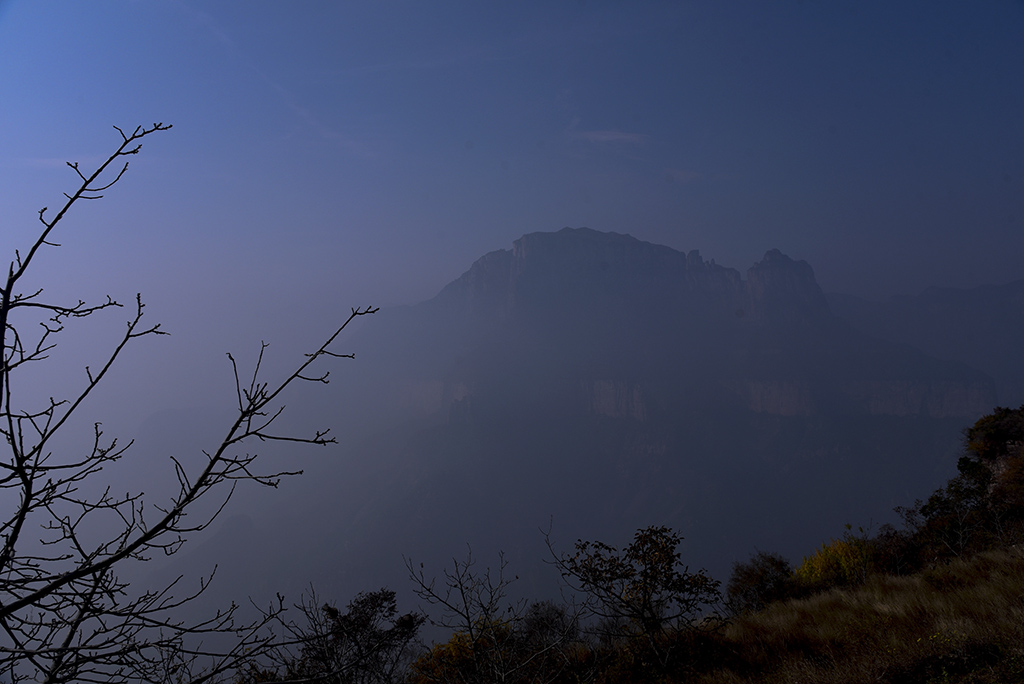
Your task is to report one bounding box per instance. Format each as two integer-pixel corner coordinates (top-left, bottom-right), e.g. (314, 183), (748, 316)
(726, 550), (796, 614)
(241, 588), (423, 684)
(0, 125), (376, 683)
(964, 404), (1024, 461)
(886, 405), (1024, 567)
(408, 537), (1024, 684)
(917, 474), (990, 557)
(794, 526), (873, 591)
(366, 410), (1024, 683)
(689, 548), (1024, 684)
(550, 526), (722, 679)
(407, 602), (590, 684)
(866, 523), (917, 576)
(407, 625), (501, 684)
(406, 551), (583, 684)
(260, 400), (1024, 683)
(554, 526), (721, 638)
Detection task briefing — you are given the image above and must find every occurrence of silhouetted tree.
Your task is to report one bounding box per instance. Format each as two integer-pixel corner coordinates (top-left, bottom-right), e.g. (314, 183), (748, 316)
(726, 550), (795, 614)
(893, 406), (1024, 563)
(549, 526), (721, 675)
(868, 523), (918, 576)
(964, 405), (1024, 462)
(0, 124), (376, 683)
(846, 406), (1024, 577)
(919, 475), (989, 558)
(239, 588), (423, 684)
(406, 551), (583, 684)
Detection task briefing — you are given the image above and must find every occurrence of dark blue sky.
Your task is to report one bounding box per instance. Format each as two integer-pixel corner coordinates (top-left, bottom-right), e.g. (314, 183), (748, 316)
(1, 0), (1023, 614)
(1, 1), (1022, 344)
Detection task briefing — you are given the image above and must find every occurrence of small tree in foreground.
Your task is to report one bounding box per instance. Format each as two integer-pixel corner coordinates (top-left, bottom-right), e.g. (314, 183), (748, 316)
(553, 527), (721, 636)
(794, 525), (873, 592)
(237, 588), (424, 684)
(888, 406), (1024, 569)
(726, 550), (795, 615)
(406, 551), (584, 684)
(0, 124), (376, 683)
(550, 526), (721, 675)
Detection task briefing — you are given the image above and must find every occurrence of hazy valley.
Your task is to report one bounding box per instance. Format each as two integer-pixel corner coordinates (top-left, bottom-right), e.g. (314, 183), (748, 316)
(151, 228), (1022, 618)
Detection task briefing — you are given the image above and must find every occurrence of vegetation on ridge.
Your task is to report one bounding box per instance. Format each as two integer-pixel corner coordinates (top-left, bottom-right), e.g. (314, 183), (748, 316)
(7, 127), (1022, 682)
(236, 404), (1024, 684)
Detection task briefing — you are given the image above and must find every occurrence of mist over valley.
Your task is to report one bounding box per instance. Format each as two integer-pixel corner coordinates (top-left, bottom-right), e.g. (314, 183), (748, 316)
(3, 3), (1022, 678)
(148, 228), (1020, 612)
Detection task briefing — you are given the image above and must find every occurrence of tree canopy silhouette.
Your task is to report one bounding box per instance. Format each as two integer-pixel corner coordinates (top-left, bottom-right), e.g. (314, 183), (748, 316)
(0, 124), (376, 683)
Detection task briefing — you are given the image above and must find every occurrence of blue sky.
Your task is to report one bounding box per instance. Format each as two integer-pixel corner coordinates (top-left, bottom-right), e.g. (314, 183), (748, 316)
(1, 0), (1023, 613)
(1, 1), (1022, 355)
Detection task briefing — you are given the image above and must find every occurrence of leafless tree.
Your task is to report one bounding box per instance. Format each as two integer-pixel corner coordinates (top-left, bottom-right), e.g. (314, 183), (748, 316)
(0, 123), (376, 683)
(237, 587), (424, 684)
(405, 550), (584, 684)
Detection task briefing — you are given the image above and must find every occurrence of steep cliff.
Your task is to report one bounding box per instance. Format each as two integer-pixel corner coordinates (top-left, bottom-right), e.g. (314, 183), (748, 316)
(829, 280), (1024, 406)
(435, 227), (745, 321)
(744, 248), (830, 322)
(200, 228), (1007, 608)
(416, 228), (993, 421)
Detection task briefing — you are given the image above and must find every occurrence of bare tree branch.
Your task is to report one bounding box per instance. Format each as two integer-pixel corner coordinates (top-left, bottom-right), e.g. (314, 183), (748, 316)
(0, 125), (377, 683)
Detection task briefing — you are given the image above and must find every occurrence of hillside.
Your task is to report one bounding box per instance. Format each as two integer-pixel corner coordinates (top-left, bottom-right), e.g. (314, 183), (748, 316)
(829, 280), (1024, 406)
(704, 548), (1024, 683)
(152, 228), (1008, 611)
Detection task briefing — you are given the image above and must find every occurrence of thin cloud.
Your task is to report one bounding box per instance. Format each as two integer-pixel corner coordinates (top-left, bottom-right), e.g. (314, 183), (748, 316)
(336, 47), (497, 77)
(263, 79), (375, 157)
(175, 1), (372, 156)
(570, 129), (649, 144)
(665, 168), (702, 184)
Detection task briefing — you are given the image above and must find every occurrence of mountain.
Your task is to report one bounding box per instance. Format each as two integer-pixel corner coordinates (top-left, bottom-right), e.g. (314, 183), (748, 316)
(354, 228), (994, 423)
(828, 280), (1024, 406)
(153, 228), (1003, 610)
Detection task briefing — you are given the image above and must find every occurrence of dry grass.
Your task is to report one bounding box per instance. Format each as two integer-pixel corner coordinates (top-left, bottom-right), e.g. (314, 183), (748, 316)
(690, 548), (1024, 684)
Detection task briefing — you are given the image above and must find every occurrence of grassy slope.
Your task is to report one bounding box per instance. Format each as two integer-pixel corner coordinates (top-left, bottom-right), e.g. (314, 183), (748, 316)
(696, 548), (1024, 684)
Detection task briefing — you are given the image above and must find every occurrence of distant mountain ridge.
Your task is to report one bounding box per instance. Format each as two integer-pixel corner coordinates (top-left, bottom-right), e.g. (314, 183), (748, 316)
(367, 228), (994, 422)
(434, 228), (829, 323)
(828, 280), (1024, 406)
(163, 228), (1012, 608)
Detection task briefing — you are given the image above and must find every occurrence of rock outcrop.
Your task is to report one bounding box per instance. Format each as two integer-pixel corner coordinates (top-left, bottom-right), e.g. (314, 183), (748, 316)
(364, 228), (996, 429)
(587, 380), (647, 421)
(271, 227), (1008, 610)
(744, 248), (830, 321)
(829, 280), (1024, 406)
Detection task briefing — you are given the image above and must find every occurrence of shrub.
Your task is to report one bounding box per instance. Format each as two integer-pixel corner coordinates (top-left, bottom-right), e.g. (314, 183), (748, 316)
(726, 550), (796, 614)
(795, 530), (872, 591)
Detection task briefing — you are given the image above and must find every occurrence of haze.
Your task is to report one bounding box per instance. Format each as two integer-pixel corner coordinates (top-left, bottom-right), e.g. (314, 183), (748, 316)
(1, 0), (1023, 619)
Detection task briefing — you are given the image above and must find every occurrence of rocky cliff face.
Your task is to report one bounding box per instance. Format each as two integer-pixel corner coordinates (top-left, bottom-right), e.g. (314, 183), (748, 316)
(284, 227), (1007, 609)
(437, 227), (746, 319)
(736, 379), (995, 417)
(586, 380), (647, 421)
(845, 380), (996, 418)
(742, 380), (816, 416)
(378, 228), (995, 423)
(743, 248), (830, 321)
(441, 228), (834, 333)
(828, 280), (1024, 406)
(434, 248), (513, 318)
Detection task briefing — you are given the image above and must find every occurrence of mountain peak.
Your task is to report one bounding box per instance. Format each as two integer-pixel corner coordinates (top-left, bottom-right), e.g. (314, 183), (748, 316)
(436, 228), (830, 325)
(745, 248), (830, 321)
